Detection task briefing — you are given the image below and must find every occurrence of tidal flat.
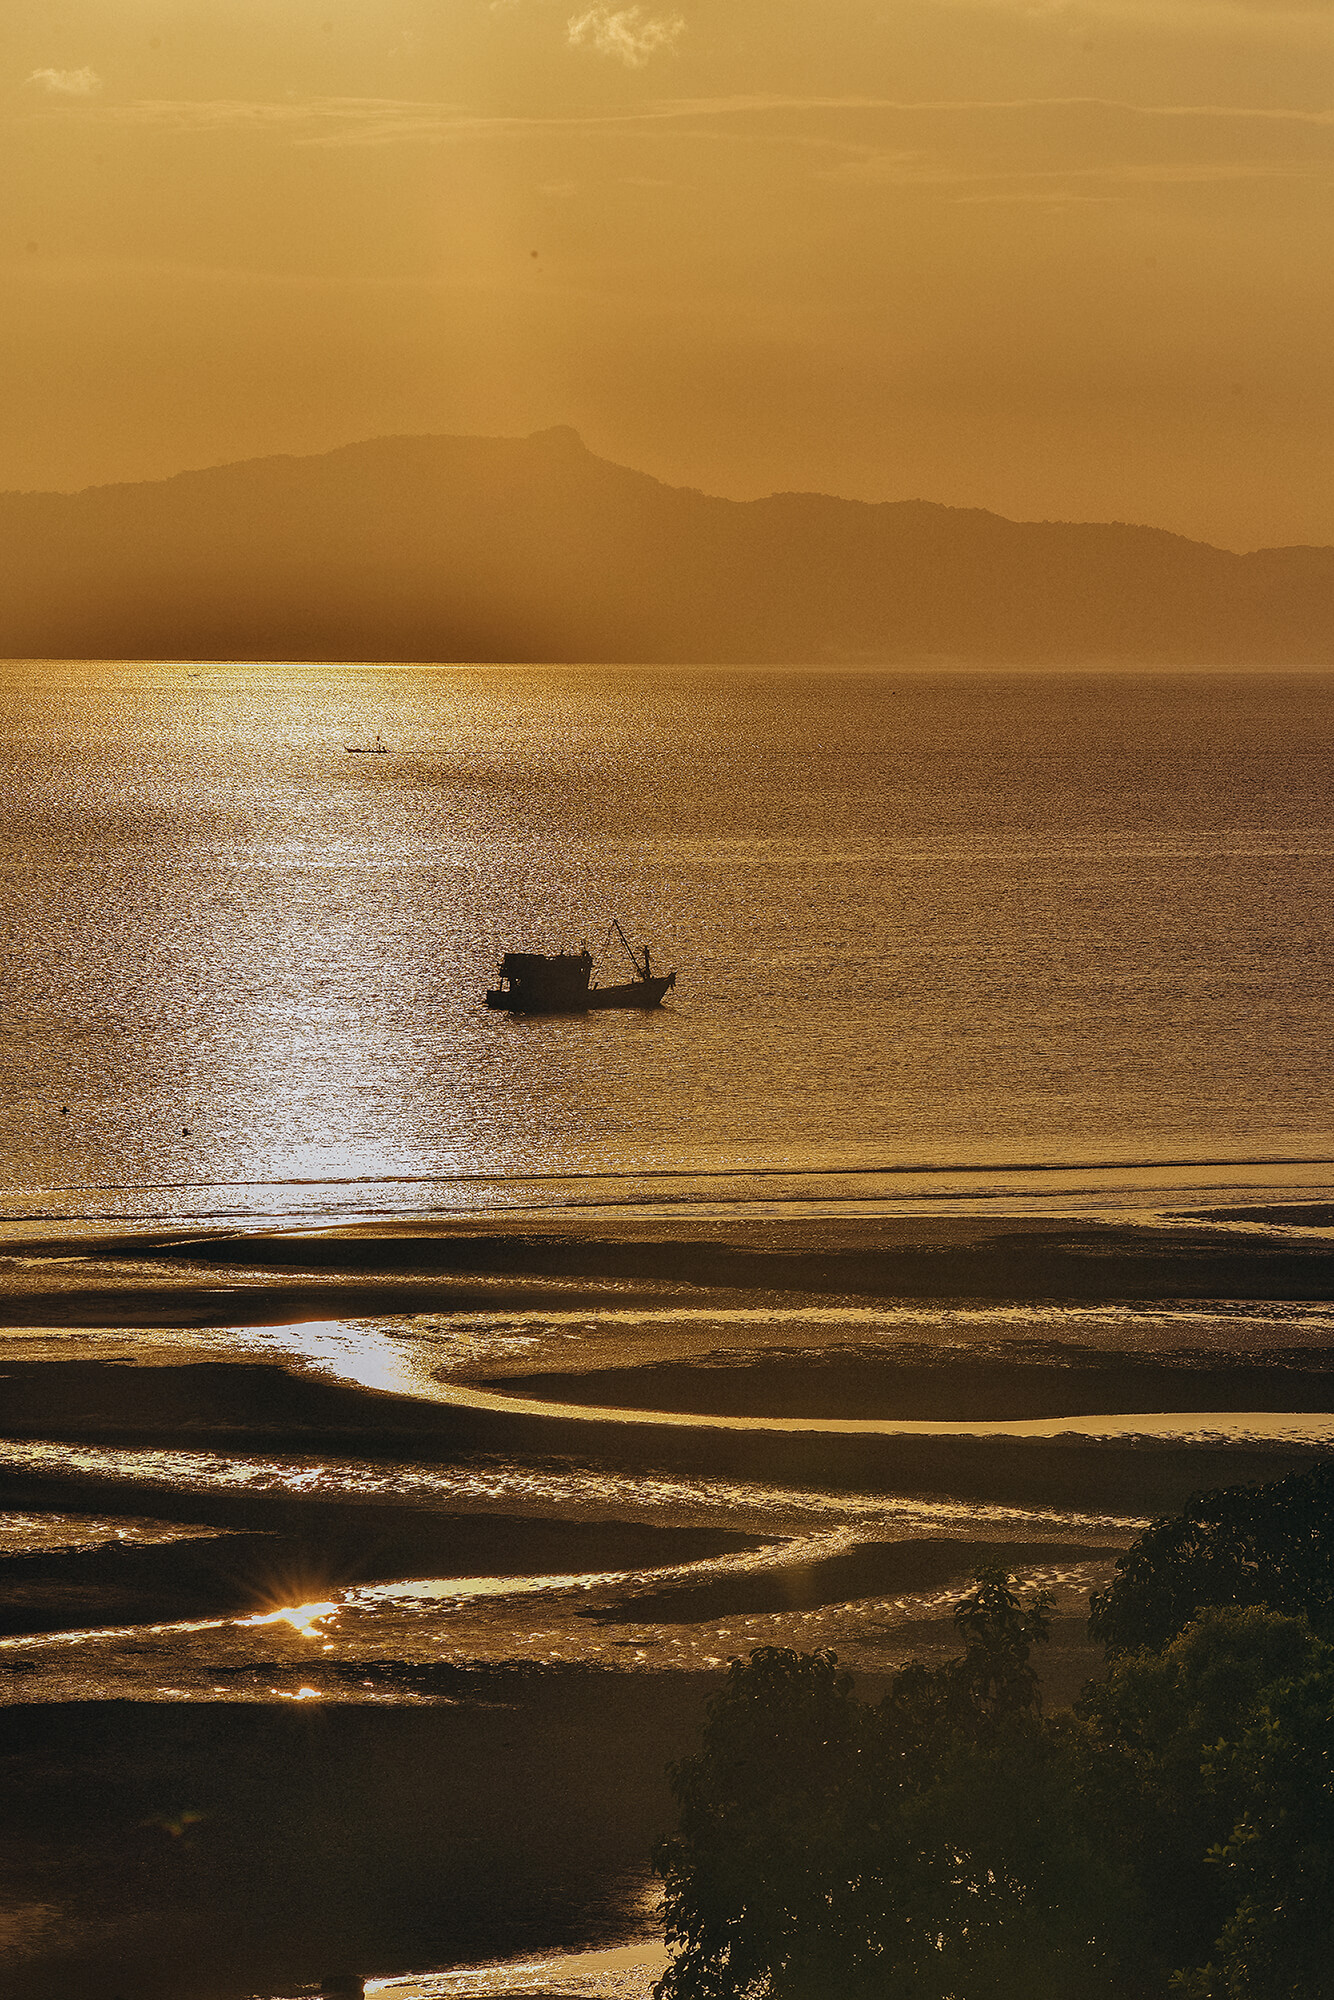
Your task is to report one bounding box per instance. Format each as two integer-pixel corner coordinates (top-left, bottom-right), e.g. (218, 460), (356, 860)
(1, 1203), (1333, 1996)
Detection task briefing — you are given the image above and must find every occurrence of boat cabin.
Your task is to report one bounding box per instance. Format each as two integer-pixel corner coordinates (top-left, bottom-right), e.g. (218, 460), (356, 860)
(488, 950), (593, 1013)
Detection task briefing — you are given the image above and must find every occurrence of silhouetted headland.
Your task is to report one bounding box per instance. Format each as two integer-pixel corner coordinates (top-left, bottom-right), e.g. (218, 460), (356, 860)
(3, 427), (1332, 663)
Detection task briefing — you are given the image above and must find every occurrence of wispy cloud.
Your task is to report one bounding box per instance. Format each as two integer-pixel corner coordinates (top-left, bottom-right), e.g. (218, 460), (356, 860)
(932, 0), (1333, 39)
(645, 92), (1334, 128)
(32, 90), (1334, 153)
(839, 153), (1330, 199)
(567, 7), (685, 67)
(934, 0), (1327, 15)
(95, 96), (476, 147)
(26, 66), (103, 97)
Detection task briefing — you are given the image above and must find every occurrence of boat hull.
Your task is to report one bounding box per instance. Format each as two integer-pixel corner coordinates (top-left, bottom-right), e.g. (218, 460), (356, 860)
(486, 970), (675, 1014)
(586, 973), (676, 1010)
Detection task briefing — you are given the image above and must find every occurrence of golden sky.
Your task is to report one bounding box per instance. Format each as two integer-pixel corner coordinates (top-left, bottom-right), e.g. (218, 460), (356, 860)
(7, 0), (1333, 548)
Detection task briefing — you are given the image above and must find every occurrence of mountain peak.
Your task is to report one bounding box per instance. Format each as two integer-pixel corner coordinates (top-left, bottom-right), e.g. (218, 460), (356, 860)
(527, 425), (586, 450)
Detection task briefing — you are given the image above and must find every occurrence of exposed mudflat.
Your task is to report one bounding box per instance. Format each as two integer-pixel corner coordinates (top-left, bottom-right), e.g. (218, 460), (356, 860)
(2, 1204), (1331, 1996)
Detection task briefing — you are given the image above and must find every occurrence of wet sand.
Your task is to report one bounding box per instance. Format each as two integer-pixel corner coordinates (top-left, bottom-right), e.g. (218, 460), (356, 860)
(0, 1351), (1322, 1518)
(0, 1672), (713, 2000)
(487, 1349), (1334, 1421)
(7, 1204), (1334, 1324)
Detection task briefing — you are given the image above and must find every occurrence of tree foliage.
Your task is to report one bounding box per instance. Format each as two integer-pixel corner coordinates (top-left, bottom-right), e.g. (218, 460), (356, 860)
(655, 1567), (1131, 2000)
(1089, 1461), (1334, 1657)
(1079, 1606), (1334, 1995)
(654, 1507), (1334, 2000)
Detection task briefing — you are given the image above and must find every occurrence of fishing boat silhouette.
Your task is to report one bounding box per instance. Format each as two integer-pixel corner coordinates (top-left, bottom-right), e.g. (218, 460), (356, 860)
(486, 920), (676, 1013)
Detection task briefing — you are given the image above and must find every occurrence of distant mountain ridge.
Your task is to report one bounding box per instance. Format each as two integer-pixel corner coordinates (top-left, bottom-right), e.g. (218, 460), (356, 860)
(2, 426), (1331, 664)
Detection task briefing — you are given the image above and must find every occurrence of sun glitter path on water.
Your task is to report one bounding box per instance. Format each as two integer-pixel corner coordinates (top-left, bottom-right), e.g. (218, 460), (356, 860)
(240, 1601), (340, 1639)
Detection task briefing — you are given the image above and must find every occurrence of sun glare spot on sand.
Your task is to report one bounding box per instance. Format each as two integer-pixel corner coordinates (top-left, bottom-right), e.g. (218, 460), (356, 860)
(242, 1600), (340, 1638)
(272, 1319), (428, 1398)
(350, 1572), (626, 1606)
(361, 1937), (670, 1994)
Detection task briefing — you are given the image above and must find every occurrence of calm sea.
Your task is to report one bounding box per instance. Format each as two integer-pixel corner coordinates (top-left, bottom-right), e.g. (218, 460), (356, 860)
(0, 660), (1331, 1225)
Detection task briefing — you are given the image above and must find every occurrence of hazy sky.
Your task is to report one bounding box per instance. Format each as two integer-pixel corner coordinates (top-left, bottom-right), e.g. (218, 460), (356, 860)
(7, 1), (1332, 547)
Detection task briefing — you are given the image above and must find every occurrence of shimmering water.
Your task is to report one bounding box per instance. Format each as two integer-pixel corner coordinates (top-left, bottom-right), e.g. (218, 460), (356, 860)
(2, 661), (1333, 1224)
(359, 1940), (668, 1999)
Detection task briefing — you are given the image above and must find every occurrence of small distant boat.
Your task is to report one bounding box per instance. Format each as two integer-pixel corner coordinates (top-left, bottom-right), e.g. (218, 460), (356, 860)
(345, 733), (389, 755)
(486, 921), (676, 1014)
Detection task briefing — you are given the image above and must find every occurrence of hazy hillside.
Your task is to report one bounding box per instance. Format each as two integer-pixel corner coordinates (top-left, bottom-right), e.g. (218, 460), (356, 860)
(2, 427), (1331, 664)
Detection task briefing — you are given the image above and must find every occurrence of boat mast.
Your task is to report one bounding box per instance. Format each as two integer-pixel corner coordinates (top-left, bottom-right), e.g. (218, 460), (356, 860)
(611, 919), (645, 980)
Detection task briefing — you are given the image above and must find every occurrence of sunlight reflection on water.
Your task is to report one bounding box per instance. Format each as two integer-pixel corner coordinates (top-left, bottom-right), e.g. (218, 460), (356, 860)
(431, 1379), (1334, 1447)
(3, 1294), (1330, 1702)
(0, 1436), (1144, 1536)
(242, 1600), (340, 1639)
(362, 1939), (668, 1997)
(0, 1535), (1122, 1696)
(220, 1314), (1334, 1447)
(4, 666), (1334, 1228)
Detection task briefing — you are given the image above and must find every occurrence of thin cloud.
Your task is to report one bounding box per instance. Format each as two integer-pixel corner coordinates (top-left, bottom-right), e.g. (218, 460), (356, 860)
(96, 97), (476, 147)
(26, 66), (103, 97)
(839, 152), (1328, 193)
(935, 0), (1327, 16)
(645, 92), (1334, 128)
(41, 91), (1334, 152)
(567, 7), (685, 67)
(933, 0), (1333, 39)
